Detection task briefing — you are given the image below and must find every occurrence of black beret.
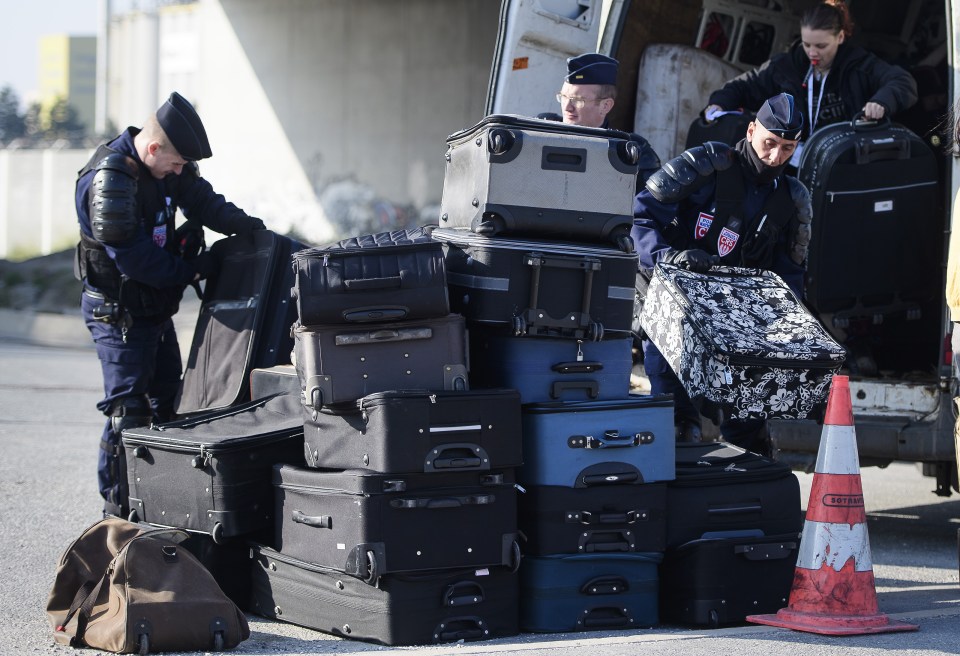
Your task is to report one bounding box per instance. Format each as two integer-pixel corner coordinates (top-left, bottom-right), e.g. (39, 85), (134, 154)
(756, 93), (804, 140)
(156, 92), (212, 161)
(565, 53), (618, 86)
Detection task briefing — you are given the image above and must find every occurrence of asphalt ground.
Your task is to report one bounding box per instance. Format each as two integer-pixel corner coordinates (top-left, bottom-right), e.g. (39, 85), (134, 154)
(0, 308), (958, 655)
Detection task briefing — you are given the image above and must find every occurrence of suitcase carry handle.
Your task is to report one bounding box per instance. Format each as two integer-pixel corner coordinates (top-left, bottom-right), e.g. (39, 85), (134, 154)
(569, 431), (652, 449)
(425, 444), (488, 472)
(432, 616), (487, 642)
(581, 576), (630, 595)
(389, 494), (495, 509)
(343, 275), (402, 291)
(735, 540), (797, 561)
(580, 529), (637, 553)
(580, 607), (634, 629)
(570, 509), (640, 525)
(580, 471), (640, 485)
(551, 380), (600, 399)
(541, 145), (587, 172)
(551, 360), (603, 374)
(290, 510), (332, 529)
(342, 307), (408, 322)
(334, 326), (432, 345)
(443, 581), (485, 606)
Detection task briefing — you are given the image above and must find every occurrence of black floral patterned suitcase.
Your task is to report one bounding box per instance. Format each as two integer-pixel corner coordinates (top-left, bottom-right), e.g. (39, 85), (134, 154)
(639, 264), (846, 423)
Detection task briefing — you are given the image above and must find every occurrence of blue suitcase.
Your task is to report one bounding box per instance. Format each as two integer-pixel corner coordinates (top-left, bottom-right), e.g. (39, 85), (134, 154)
(519, 396), (675, 487)
(519, 552), (661, 633)
(469, 332), (633, 404)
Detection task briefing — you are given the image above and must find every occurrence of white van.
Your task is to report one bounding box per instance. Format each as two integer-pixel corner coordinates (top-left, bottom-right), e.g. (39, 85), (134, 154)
(486, 0), (957, 495)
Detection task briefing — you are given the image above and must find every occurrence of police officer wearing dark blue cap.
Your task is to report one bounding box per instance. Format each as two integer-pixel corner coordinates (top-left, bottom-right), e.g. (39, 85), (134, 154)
(540, 53), (661, 188)
(74, 91), (267, 517)
(633, 93), (813, 452)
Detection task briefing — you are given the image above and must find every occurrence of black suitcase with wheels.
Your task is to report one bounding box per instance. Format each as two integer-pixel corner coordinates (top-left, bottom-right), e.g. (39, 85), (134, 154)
(291, 228), (450, 326)
(439, 114), (640, 251)
(432, 228), (638, 340)
(302, 388), (523, 472)
(659, 532), (799, 627)
(273, 465), (520, 581)
(121, 393), (305, 543)
(248, 544), (519, 646)
(797, 118), (940, 322)
(176, 230), (307, 415)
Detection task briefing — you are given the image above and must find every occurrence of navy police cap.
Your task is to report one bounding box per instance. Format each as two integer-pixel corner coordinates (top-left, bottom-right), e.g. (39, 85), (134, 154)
(565, 53), (619, 86)
(756, 93), (804, 140)
(156, 92), (212, 161)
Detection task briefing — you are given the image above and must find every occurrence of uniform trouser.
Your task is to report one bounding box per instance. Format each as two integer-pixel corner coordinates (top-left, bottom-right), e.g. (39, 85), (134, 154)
(642, 338), (769, 454)
(81, 290), (182, 514)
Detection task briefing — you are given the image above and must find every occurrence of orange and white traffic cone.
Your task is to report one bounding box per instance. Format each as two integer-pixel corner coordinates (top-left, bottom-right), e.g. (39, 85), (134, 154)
(747, 375), (918, 635)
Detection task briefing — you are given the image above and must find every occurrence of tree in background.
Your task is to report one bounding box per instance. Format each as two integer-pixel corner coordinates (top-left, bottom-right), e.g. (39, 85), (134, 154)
(45, 97), (86, 142)
(0, 86), (27, 143)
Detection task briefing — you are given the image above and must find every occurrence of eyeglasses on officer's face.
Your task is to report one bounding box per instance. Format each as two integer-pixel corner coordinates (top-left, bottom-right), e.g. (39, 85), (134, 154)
(556, 93), (606, 109)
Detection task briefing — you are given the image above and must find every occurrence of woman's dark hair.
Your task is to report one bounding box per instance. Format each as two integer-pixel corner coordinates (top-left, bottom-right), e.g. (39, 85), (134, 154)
(801, 0), (854, 39)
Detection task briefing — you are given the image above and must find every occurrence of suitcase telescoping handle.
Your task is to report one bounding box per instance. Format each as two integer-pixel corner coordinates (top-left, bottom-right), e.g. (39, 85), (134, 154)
(290, 510), (332, 529)
(568, 431), (654, 449)
(443, 580), (485, 607)
(389, 494), (495, 509)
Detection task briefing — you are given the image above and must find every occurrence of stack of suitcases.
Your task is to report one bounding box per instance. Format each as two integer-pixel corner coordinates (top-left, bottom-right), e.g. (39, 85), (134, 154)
(433, 114), (676, 632)
(115, 113), (814, 646)
(248, 228), (524, 645)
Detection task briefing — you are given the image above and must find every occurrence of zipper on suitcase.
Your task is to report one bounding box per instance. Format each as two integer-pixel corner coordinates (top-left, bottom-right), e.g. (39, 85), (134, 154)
(826, 179), (936, 202)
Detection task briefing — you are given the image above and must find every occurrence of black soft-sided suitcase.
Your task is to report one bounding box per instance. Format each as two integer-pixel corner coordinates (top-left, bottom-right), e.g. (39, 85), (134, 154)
(433, 228), (638, 340)
(469, 331), (633, 404)
(273, 465), (520, 581)
(293, 314), (469, 410)
(440, 114), (640, 250)
(684, 112), (754, 149)
(249, 364), (299, 400)
(518, 483), (667, 555)
(519, 396), (675, 487)
(797, 118), (940, 321)
(248, 544), (519, 646)
(122, 394), (305, 543)
(640, 264), (846, 423)
(659, 532), (799, 627)
(291, 228), (450, 325)
(666, 442), (803, 549)
(176, 230), (306, 415)
(519, 552), (661, 633)
(302, 388), (523, 473)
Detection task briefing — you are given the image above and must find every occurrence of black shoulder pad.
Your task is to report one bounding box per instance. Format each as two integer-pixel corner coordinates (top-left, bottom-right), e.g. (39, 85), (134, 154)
(95, 152), (139, 179)
(90, 153), (139, 244)
(645, 142), (731, 203)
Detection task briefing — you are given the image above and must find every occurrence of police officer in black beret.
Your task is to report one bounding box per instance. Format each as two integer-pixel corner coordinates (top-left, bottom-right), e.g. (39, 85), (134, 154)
(633, 93), (813, 453)
(540, 53), (661, 188)
(74, 91), (266, 517)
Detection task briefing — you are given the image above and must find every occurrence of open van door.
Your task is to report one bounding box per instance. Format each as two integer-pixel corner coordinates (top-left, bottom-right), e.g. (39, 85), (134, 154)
(485, 0), (626, 117)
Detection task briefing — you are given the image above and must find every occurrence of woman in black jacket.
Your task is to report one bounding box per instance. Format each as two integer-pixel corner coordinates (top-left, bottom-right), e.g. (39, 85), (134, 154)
(703, 0), (917, 141)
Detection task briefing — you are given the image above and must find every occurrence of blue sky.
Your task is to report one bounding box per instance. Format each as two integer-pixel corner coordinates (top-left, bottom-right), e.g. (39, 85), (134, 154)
(1, 0), (98, 108)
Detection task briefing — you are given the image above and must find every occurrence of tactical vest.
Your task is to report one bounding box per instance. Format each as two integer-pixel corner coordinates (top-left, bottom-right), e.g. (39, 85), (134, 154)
(75, 144), (183, 319)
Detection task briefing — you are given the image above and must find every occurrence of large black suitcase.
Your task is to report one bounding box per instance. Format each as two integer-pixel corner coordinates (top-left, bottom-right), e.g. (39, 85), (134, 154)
(659, 532), (799, 627)
(122, 394), (305, 543)
(175, 230), (307, 415)
(640, 264), (846, 423)
(518, 483), (667, 555)
(303, 388), (523, 472)
(519, 552), (661, 633)
(797, 118), (940, 322)
(293, 314), (469, 410)
(432, 228), (638, 340)
(272, 465), (520, 581)
(468, 331), (633, 404)
(666, 442), (803, 549)
(291, 228), (450, 325)
(248, 544), (519, 646)
(439, 114), (640, 250)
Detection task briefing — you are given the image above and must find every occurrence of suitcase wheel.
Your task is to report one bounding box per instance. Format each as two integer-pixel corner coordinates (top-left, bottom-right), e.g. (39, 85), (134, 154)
(472, 213), (504, 237)
(708, 609), (720, 629)
(211, 522), (225, 545)
(512, 315), (527, 337)
(509, 540), (522, 572)
(587, 321), (604, 342)
(362, 550), (379, 583)
(127, 508), (139, 523)
(612, 229), (634, 254)
(212, 631), (224, 652)
(137, 633), (149, 656)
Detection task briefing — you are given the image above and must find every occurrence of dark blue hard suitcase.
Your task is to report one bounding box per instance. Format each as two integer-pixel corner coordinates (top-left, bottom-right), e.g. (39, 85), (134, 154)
(468, 332), (634, 404)
(517, 483), (667, 555)
(249, 544), (519, 646)
(518, 396), (675, 487)
(519, 552), (661, 633)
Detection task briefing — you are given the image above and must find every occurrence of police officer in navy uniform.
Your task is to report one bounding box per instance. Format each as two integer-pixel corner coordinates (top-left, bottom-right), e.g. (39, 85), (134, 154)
(633, 93), (813, 453)
(75, 92), (266, 516)
(541, 53), (661, 188)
